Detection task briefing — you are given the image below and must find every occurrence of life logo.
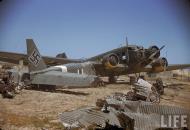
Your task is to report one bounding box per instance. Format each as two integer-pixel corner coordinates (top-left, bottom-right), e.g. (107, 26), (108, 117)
(28, 49), (41, 67)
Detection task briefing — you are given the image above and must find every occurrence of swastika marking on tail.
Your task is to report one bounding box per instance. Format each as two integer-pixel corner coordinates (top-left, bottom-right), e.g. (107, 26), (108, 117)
(28, 49), (41, 67)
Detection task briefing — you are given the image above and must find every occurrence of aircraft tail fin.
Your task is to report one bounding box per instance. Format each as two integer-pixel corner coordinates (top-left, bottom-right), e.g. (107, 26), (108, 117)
(26, 39), (47, 72)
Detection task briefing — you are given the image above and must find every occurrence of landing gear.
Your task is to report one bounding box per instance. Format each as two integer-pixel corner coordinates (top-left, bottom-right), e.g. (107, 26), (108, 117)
(108, 76), (117, 83)
(92, 77), (105, 87)
(28, 84), (56, 92)
(153, 78), (164, 95)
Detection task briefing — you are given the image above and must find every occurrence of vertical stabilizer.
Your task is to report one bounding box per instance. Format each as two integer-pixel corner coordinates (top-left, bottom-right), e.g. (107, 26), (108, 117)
(26, 39), (46, 72)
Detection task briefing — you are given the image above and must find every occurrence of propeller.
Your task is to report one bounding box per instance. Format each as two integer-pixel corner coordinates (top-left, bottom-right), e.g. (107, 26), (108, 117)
(148, 45), (166, 66)
(164, 60), (167, 71)
(149, 45), (165, 60)
(164, 51), (167, 72)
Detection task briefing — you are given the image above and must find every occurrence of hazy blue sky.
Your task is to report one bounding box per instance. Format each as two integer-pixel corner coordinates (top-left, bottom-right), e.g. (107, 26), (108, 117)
(0, 0), (190, 64)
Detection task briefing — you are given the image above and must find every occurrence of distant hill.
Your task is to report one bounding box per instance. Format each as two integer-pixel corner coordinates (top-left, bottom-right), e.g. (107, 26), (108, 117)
(145, 69), (190, 81)
(172, 69), (190, 77)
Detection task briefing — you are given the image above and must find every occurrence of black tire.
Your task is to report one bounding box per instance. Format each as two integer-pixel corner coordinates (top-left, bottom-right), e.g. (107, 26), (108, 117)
(108, 76), (116, 83)
(149, 46), (160, 58)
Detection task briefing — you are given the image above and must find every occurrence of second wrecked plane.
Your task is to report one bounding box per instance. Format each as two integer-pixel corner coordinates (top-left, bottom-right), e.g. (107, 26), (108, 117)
(0, 39), (190, 88)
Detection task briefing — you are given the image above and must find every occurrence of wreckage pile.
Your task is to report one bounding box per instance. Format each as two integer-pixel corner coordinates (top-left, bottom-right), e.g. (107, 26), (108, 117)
(60, 93), (190, 130)
(59, 78), (189, 130)
(0, 67), (21, 98)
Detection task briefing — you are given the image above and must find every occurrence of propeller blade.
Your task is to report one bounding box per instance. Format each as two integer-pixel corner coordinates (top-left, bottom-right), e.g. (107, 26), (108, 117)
(149, 45), (165, 60)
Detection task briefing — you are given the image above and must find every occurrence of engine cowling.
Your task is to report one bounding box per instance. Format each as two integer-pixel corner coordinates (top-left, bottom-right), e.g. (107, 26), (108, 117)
(148, 45), (160, 59)
(151, 57), (168, 72)
(56, 52), (67, 58)
(102, 53), (119, 69)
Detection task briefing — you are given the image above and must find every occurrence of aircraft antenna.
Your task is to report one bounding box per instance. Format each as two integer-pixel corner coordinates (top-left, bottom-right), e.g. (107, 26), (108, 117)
(126, 36), (129, 64)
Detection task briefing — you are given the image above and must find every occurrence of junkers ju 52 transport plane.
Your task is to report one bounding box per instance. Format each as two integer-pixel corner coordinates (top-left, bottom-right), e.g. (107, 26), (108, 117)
(0, 39), (190, 88)
(14, 40), (101, 88)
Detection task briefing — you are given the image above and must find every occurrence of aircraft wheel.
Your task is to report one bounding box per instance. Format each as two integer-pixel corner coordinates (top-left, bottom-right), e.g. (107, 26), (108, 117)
(108, 76), (117, 83)
(98, 81), (105, 87)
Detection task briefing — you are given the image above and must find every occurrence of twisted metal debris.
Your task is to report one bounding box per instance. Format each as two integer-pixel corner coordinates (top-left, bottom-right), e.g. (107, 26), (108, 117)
(60, 93), (190, 130)
(0, 68), (21, 98)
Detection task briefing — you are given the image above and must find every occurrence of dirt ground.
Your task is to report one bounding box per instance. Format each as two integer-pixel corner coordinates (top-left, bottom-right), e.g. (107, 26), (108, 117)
(0, 78), (190, 130)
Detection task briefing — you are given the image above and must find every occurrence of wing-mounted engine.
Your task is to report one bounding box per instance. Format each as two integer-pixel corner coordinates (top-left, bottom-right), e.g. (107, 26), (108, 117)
(151, 57), (168, 72)
(102, 53), (119, 69)
(148, 45), (160, 59)
(56, 52), (67, 58)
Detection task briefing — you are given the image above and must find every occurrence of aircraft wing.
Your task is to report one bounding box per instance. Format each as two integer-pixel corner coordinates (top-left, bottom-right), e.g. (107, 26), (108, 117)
(0, 51), (82, 66)
(93, 63), (190, 75)
(30, 71), (99, 87)
(165, 64), (190, 71)
(142, 64), (190, 73)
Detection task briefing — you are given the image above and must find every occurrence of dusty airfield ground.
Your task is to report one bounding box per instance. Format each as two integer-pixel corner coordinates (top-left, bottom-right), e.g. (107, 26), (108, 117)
(0, 77), (190, 130)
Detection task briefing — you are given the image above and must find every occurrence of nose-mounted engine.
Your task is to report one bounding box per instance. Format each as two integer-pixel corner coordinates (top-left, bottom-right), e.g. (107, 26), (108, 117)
(148, 45), (160, 59)
(151, 57), (168, 72)
(56, 52), (67, 58)
(102, 53), (119, 69)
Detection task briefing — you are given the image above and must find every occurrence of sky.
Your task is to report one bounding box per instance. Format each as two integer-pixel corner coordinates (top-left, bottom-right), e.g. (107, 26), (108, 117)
(0, 0), (190, 64)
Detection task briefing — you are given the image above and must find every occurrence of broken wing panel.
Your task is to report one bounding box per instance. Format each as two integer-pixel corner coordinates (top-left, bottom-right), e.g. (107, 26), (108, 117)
(60, 101), (190, 130)
(93, 62), (129, 76)
(60, 107), (121, 129)
(0, 51), (81, 65)
(143, 64), (190, 73)
(30, 71), (98, 87)
(165, 64), (190, 71)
